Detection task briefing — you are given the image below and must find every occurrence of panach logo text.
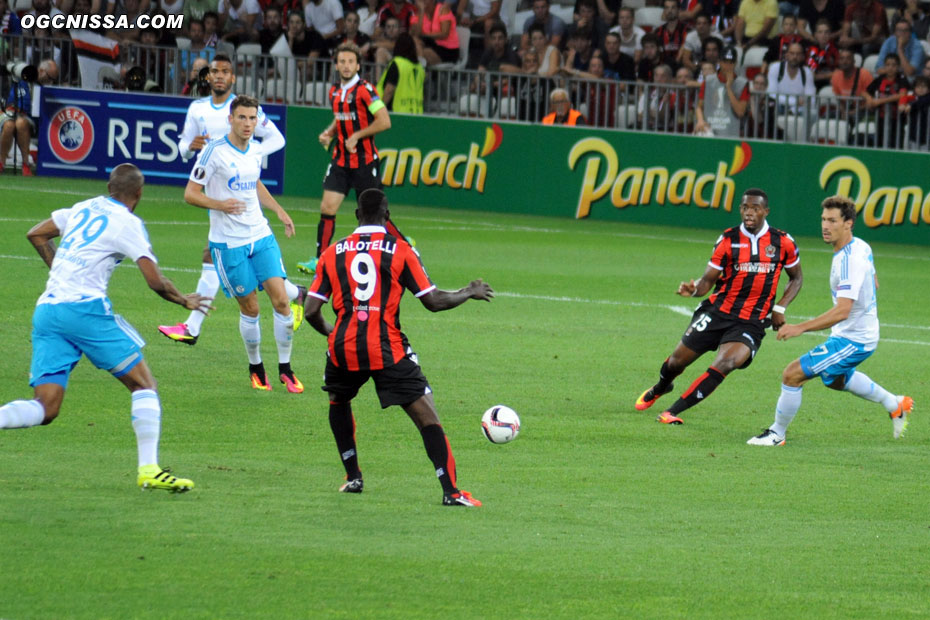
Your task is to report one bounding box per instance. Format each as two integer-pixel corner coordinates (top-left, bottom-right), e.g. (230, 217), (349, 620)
(820, 156), (930, 228)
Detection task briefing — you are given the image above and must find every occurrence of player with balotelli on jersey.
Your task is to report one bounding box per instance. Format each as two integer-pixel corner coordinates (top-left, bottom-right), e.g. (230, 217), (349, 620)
(296, 42), (408, 277)
(635, 188), (804, 424)
(303, 189), (493, 507)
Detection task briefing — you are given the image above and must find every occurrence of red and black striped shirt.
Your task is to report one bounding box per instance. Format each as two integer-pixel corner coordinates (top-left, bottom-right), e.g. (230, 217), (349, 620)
(308, 225), (436, 371)
(707, 223), (800, 323)
(330, 76), (385, 168)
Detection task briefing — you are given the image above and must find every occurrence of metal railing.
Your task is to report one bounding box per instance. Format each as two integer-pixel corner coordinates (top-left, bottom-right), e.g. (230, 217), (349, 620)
(2, 32), (928, 152)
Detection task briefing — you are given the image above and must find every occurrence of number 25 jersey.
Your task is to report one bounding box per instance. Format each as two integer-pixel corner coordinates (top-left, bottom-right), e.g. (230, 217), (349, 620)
(308, 225), (436, 371)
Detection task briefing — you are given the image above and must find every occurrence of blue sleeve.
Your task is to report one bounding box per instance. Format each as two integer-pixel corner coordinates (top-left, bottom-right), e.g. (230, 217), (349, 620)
(908, 39), (925, 71)
(875, 37), (893, 68)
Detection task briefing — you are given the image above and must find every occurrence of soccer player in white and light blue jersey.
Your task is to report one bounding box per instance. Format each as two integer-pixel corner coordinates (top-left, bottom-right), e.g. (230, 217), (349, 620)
(0, 164), (212, 492)
(158, 54), (307, 346)
(748, 196), (915, 446)
(184, 95), (304, 393)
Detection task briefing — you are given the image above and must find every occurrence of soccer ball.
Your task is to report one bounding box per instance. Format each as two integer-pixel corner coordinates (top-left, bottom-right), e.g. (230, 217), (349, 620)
(481, 405), (520, 444)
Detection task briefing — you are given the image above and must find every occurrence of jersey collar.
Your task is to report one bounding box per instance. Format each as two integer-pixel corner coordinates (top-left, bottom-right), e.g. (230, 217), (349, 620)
(340, 74), (360, 94)
(104, 196), (130, 210)
(354, 225), (387, 234)
(211, 92), (235, 110)
(224, 135), (250, 154)
(740, 221), (769, 240)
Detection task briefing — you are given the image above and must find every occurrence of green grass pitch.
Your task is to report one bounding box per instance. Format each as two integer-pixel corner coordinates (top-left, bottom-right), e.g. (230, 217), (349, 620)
(0, 175), (928, 619)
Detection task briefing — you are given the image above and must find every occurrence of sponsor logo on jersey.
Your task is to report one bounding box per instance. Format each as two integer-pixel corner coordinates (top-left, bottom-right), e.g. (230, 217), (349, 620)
(335, 112), (358, 121)
(765, 244), (776, 258)
(48, 106), (94, 164)
(193, 166), (206, 180)
(227, 172), (257, 191)
(737, 262), (777, 273)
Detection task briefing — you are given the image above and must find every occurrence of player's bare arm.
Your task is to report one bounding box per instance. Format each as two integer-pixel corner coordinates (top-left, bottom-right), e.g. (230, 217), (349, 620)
(190, 134), (211, 151)
(771, 262), (803, 330)
(303, 295), (334, 336)
(137, 257), (215, 315)
(319, 120), (337, 149)
(777, 297), (853, 341)
(677, 263), (722, 298)
(420, 279), (494, 312)
(26, 218), (61, 268)
(345, 107), (391, 153)
(184, 179), (246, 214)
(257, 180), (295, 238)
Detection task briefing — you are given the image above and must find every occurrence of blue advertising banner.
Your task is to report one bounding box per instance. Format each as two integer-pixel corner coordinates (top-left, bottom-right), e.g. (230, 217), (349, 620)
(37, 87), (287, 190)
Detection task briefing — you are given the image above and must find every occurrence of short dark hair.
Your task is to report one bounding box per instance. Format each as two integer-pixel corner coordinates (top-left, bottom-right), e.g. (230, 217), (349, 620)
(357, 188), (388, 220)
(822, 195), (857, 224)
(489, 21), (507, 38)
(743, 188), (769, 206)
(702, 36), (722, 54)
(571, 25), (593, 40)
(641, 32), (659, 47)
(212, 53), (232, 65)
(190, 18), (205, 30)
(528, 22), (546, 38)
(230, 95), (259, 113)
(914, 75), (930, 89)
(335, 41), (362, 63)
(203, 10), (219, 22)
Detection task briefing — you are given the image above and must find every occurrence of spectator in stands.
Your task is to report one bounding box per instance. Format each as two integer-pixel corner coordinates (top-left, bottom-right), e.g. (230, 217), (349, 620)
(893, 0), (930, 42)
(373, 16), (401, 65)
(203, 11), (222, 47)
(515, 46), (553, 122)
(521, 0), (566, 52)
(839, 0), (887, 56)
(377, 0), (416, 33)
(672, 65), (697, 131)
(903, 75), (930, 149)
(27, 0), (64, 36)
(807, 18), (838, 88)
(528, 22), (561, 77)
(638, 63), (674, 130)
(637, 32), (661, 82)
(218, 0), (262, 45)
(1, 58), (57, 176)
(762, 13), (803, 73)
(410, 0), (459, 65)
(767, 40), (815, 124)
(798, 0), (844, 43)
(681, 15), (719, 73)
(831, 45), (871, 97)
(578, 0), (620, 27)
(577, 54), (618, 126)
(702, 0), (738, 41)
(695, 44), (749, 136)
(610, 7), (643, 63)
(160, 0), (184, 16)
(600, 31), (635, 81)
(259, 6), (286, 52)
(261, 0), (300, 17)
(376, 32), (424, 112)
(477, 21), (519, 72)
(287, 8), (325, 66)
(567, 0), (609, 51)
(700, 36), (723, 74)
(735, 0), (777, 50)
(304, 0), (345, 50)
(862, 53), (909, 147)
(923, 58), (930, 79)
(751, 71), (767, 93)
(454, 0), (500, 43)
(1, 0), (23, 37)
(180, 19), (218, 73)
(564, 25), (595, 73)
(337, 10), (371, 57)
(181, 57), (211, 95)
(542, 87), (586, 125)
(184, 0), (220, 35)
(876, 19), (925, 79)
(654, 0), (690, 68)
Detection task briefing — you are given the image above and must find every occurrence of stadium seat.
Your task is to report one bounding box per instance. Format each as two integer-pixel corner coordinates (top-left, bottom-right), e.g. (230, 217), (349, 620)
(550, 4), (575, 24)
(236, 43), (262, 57)
(175, 37), (191, 51)
(513, 9), (533, 35)
(862, 54), (879, 74)
(617, 103), (637, 129)
(304, 81), (330, 106)
(265, 78), (298, 103)
(498, 96), (518, 119)
(434, 27), (471, 71)
(854, 53), (862, 67)
(809, 118), (848, 145)
(236, 76), (264, 98)
(742, 46), (767, 69)
(635, 7), (664, 30)
(459, 93), (492, 117)
(776, 113), (808, 143)
(625, 0), (646, 8)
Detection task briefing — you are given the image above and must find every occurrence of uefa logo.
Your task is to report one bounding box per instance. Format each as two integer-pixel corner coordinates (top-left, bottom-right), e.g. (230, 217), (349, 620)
(48, 106), (94, 164)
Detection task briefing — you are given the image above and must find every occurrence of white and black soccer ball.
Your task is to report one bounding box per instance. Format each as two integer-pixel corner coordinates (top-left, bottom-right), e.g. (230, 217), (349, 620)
(481, 405), (520, 444)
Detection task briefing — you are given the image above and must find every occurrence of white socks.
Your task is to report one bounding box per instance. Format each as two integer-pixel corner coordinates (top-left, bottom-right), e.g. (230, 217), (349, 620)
(131, 389), (161, 467)
(771, 384), (803, 437)
(844, 371), (899, 412)
(240, 313), (262, 364)
(284, 279), (300, 301)
(273, 309), (294, 364)
(186, 264), (219, 337)
(0, 399), (45, 429)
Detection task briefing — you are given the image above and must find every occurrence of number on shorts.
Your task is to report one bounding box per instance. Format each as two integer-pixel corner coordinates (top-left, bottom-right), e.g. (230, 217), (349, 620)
(60, 208), (109, 250)
(690, 313), (712, 332)
(350, 253), (377, 301)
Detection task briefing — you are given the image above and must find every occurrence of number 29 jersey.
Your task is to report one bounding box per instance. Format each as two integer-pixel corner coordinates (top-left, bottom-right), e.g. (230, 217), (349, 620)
(308, 225), (436, 371)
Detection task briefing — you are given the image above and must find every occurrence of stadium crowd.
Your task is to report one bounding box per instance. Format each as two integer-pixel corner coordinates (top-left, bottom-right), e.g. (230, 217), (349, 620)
(2, 0), (930, 150)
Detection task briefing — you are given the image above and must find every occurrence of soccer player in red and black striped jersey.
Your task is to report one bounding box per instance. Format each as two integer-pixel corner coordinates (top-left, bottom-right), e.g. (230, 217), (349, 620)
(296, 42), (407, 277)
(304, 189), (494, 506)
(635, 188), (804, 424)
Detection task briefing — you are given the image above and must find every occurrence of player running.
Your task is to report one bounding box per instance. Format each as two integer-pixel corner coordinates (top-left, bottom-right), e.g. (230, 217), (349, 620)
(747, 196), (914, 446)
(0, 164), (209, 492)
(303, 189), (493, 506)
(635, 188), (804, 424)
(158, 54), (307, 346)
(184, 95), (303, 393)
(296, 42), (408, 277)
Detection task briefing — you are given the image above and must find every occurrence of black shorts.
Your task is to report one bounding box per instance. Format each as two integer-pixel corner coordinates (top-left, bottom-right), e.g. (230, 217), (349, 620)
(322, 159), (382, 197)
(423, 38), (459, 63)
(680, 301), (767, 369)
(322, 352), (431, 408)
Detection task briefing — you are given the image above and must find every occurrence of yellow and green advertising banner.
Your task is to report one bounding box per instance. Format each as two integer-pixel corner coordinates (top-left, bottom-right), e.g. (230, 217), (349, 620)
(286, 108), (929, 246)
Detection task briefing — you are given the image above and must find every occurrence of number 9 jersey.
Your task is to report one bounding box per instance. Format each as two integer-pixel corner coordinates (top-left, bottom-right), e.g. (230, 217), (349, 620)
(38, 196), (156, 306)
(308, 224), (436, 371)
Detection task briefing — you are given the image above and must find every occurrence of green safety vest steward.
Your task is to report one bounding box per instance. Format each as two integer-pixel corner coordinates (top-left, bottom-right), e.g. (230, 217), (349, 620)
(376, 57), (424, 114)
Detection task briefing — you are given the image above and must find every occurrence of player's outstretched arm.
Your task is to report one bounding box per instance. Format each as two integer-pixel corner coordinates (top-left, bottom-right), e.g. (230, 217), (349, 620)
(304, 296), (334, 337)
(771, 263), (803, 330)
(26, 218), (61, 268)
(677, 264), (722, 298)
(777, 297), (852, 341)
(136, 257), (215, 315)
(419, 279), (494, 312)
